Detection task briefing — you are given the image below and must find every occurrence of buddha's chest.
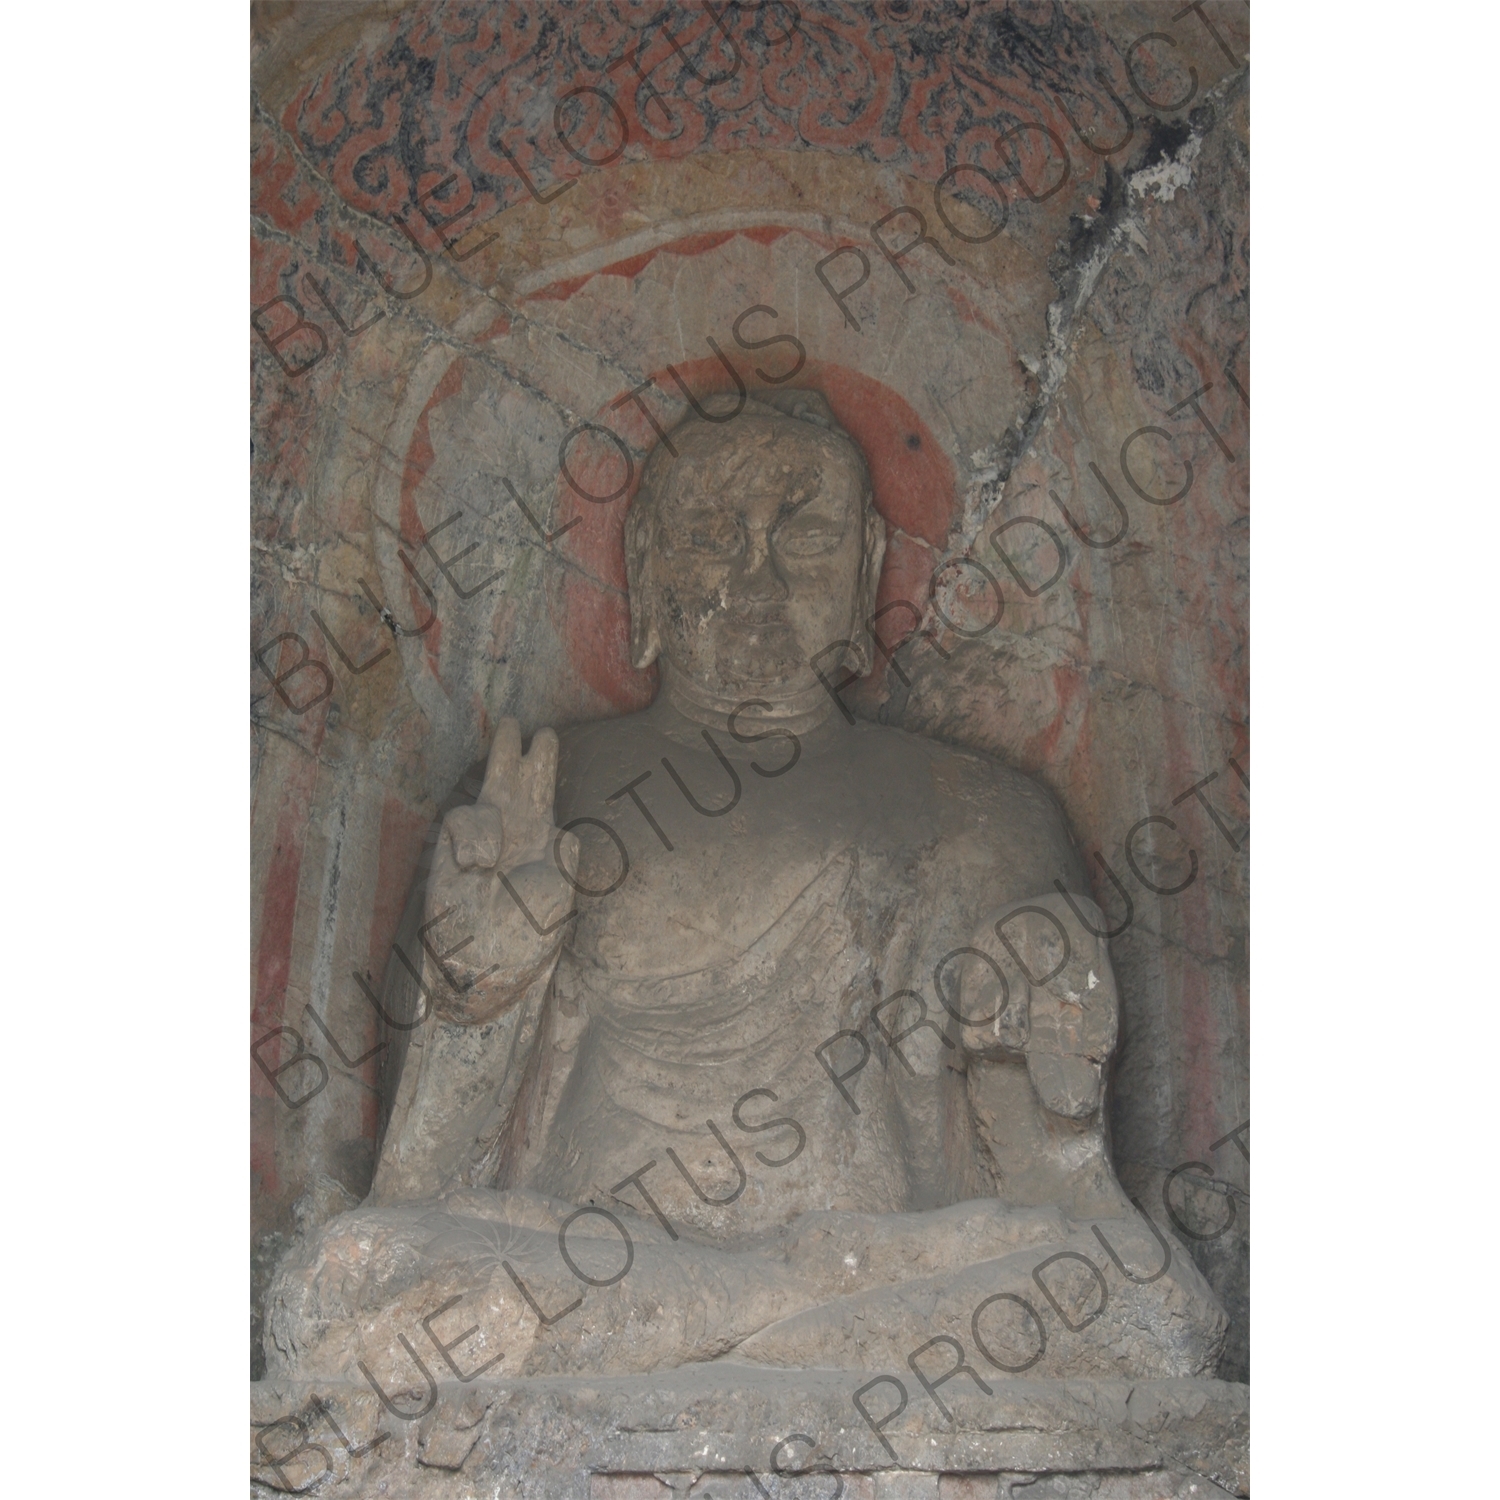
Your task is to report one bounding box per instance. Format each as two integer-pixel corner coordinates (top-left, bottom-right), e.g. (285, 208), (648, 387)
(553, 733), (884, 977)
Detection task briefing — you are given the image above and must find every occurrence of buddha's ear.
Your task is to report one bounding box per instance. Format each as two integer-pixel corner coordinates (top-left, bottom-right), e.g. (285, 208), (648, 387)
(624, 502), (662, 670)
(845, 501), (887, 677)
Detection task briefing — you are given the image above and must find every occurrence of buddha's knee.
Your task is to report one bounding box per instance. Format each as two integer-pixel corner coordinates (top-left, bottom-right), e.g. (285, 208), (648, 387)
(263, 1202), (542, 1383)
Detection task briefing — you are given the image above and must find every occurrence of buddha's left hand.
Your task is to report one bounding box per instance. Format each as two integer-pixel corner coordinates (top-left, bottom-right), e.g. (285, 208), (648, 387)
(950, 892), (1120, 1120)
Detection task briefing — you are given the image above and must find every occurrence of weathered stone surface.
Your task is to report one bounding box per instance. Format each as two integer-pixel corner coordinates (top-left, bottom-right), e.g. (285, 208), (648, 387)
(250, 1), (1250, 1485)
(250, 1372), (1248, 1498)
(265, 386), (1228, 1417)
(266, 1191), (1225, 1387)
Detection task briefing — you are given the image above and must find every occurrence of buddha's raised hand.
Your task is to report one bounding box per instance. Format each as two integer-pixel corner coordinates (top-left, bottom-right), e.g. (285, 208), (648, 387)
(423, 720), (580, 1024)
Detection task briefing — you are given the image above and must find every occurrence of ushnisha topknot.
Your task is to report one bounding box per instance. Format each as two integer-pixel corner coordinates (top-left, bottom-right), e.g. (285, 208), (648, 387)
(752, 387), (844, 433)
(631, 389), (874, 520)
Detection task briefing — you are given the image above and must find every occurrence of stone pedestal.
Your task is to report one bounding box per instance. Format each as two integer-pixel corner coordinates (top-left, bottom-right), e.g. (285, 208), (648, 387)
(251, 1371), (1247, 1498)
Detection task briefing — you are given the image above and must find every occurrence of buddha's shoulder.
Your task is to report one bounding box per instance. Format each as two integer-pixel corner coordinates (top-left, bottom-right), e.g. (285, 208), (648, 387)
(553, 712), (1080, 879)
(553, 713), (657, 793)
(844, 720), (1081, 872)
(844, 717), (1052, 804)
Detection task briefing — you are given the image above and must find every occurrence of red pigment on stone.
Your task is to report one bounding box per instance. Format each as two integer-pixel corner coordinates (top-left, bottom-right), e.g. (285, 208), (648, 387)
(365, 793), (432, 1002)
(400, 359), (467, 679)
(250, 742), (323, 1198)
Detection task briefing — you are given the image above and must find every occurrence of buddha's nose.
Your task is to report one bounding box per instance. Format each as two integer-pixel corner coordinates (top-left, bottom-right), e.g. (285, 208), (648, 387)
(735, 528), (788, 602)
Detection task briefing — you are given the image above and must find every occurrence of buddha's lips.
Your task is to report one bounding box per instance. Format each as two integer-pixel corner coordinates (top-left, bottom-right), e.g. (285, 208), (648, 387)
(717, 606), (795, 626)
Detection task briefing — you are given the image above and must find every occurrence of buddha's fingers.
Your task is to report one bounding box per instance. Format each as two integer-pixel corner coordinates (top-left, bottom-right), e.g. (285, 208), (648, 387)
(1012, 903), (1118, 1066)
(479, 718), (524, 809)
(488, 728), (560, 866)
(961, 894), (1118, 1068)
(555, 828), (580, 881)
(446, 804), (505, 870)
(522, 728), (560, 825)
(1027, 1051), (1104, 1119)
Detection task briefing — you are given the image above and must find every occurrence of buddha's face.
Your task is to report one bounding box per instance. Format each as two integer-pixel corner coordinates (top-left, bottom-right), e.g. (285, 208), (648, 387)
(627, 410), (881, 701)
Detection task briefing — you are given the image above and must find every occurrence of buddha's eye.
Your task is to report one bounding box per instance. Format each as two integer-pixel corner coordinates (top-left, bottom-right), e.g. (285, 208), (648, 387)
(774, 522), (844, 558)
(676, 517), (740, 554)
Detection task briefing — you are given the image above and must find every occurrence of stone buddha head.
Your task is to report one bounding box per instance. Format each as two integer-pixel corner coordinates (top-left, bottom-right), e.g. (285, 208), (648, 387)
(624, 391), (887, 723)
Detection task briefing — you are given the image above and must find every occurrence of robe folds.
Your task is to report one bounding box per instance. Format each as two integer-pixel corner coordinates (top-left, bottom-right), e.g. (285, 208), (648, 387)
(267, 713), (1226, 1384)
(375, 711), (1092, 1228)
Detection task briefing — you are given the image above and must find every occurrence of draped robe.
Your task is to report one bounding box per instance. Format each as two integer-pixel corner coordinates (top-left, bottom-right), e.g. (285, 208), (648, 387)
(266, 709), (1227, 1385)
(377, 707), (1092, 1228)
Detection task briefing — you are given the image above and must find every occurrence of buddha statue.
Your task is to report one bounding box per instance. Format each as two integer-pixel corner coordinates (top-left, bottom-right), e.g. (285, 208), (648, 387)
(264, 391), (1226, 1409)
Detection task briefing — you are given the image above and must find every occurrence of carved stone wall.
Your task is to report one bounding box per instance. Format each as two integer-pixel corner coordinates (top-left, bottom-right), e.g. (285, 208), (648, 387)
(250, 0), (1248, 1384)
